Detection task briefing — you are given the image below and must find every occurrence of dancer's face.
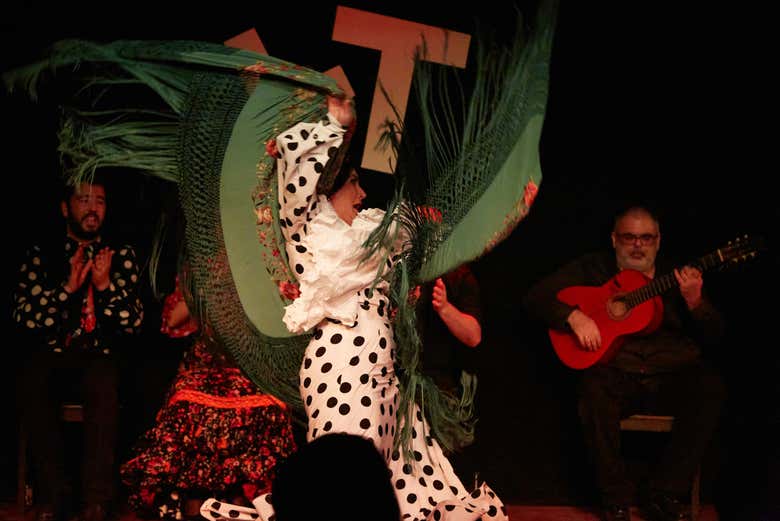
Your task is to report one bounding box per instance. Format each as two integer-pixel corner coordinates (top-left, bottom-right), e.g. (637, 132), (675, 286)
(330, 169), (366, 225)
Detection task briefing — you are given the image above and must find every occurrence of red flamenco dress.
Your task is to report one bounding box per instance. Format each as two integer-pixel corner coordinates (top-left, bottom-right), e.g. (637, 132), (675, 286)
(120, 282), (297, 519)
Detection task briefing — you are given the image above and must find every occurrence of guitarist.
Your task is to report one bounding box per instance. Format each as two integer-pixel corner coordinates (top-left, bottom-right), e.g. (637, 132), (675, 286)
(523, 205), (725, 521)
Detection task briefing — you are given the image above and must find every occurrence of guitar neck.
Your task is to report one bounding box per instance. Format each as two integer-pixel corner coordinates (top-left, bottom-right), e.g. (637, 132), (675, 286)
(624, 250), (723, 308)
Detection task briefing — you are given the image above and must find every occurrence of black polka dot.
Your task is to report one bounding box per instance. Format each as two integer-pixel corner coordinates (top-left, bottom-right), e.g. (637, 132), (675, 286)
(379, 337), (387, 349)
(330, 334), (342, 344)
(327, 146), (338, 158)
(323, 421), (332, 432)
(315, 346), (326, 357)
(340, 382), (352, 393)
(327, 397), (338, 408)
(304, 358), (312, 369)
(361, 396), (371, 407)
(349, 356), (360, 366)
(406, 493), (417, 504)
(360, 418), (371, 429)
(378, 425), (383, 436)
(295, 264), (304, 274)
(305, 395), (312, 406)
(433, 480), (444, 490)
(380, 404), (385, 415)
(298, 176), (307, 186)
(418, 477), (427, 487)
(445, 504), (456, 511)
(450, 486), (459, 495)
(471, 489), (482, 499)
(353, 336), (365, 346)
(488, 506), (498, 517)
(423, 465), (433, 476)
(434, 510), (442, 521)
(286, 183), (296, 193)
(292, 233), (302, 242)
(402, 464), (412, 475)
(395, 479), (405, 489)
(360, 374), (369, 384)
(321, 362), (332, 373)
(295, 244), (307, 253)
(369, 352), (378, 363)
(285, 217), (293, 227)
(317, 383), (327, 394)
(303, 377), (311, 388)
(286, 141), (298, 151)
(391, 450), (400, 461)
(312, 409), (319, 418)
(414, 451), (422, 462)
(228, 510), (240, 518)
(314, 162), (324, 173)
(339, 403), (351, 415)
(300, 129), (310, 140)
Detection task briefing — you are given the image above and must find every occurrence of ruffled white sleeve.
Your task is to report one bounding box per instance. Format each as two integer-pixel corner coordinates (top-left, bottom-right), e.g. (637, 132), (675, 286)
(282, 204), (396, 333)
(276, 112), (348, 271)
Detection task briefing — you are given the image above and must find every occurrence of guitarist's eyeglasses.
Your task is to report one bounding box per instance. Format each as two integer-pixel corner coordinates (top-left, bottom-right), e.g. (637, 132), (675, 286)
(615, 233), (658, 245)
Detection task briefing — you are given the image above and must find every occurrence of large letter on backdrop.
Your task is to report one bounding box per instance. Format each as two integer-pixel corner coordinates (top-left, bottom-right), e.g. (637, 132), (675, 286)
(332, 6), (470, 173)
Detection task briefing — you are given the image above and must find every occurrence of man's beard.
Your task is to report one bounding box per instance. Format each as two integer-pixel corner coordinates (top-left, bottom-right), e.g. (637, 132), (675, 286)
(68, 214), (101, 241)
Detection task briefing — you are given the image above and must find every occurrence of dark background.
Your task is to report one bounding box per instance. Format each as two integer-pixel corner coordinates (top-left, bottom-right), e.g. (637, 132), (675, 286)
(1, 2), (775, 518)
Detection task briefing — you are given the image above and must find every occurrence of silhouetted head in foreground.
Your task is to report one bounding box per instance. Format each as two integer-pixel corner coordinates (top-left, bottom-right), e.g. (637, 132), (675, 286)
(271, 433), (400, 521)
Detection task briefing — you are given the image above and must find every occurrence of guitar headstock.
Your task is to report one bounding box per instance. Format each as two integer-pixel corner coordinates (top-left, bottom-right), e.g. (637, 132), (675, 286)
(710, 234), (767, 270)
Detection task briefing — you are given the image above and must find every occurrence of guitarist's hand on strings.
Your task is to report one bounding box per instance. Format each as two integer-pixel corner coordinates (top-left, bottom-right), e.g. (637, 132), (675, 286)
(674, 266), (703, 310)
(567, 309), (602, 351)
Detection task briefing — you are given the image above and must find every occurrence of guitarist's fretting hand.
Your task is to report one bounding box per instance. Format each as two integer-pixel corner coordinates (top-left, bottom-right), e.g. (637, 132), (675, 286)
(674, 266), (703, 310)
(567, 309), (602, 351)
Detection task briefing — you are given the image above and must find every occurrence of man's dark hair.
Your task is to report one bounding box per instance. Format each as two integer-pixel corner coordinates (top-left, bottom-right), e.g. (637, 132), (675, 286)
(613, 202), (661, 231)
(62, 172), (109, 202)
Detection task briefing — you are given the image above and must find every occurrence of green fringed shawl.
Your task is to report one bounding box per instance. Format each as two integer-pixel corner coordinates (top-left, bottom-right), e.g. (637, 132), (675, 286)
(367, 0), (558, 455)
(3, 0), (557, 457)
(3, 39), (341, 426)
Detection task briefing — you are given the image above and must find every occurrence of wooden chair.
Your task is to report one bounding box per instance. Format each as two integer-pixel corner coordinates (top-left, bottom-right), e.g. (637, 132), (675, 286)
(17, 403), (85, 515)
(619, 414), (701, 521)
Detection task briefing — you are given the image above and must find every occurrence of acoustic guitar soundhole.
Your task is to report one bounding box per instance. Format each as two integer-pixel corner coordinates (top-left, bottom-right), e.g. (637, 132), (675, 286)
(606, 295), (629, 320)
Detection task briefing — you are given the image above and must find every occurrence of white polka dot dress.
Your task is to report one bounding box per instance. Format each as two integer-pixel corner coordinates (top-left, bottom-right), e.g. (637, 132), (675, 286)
(200, 112), (507, 521)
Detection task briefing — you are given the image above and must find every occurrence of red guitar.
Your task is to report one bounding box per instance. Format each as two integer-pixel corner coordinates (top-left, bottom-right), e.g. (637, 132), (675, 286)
(549, 235), (763, 369)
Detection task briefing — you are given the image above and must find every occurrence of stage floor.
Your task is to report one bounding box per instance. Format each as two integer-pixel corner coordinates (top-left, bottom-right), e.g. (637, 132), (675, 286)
(1, 502), (719, 520)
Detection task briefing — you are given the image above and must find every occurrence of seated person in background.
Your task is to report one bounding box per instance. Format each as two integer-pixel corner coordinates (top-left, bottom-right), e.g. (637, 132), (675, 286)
(14, 176), (143, 521)
(416, 263), (482, 397)
(523, 204), (726, 521)
(120, 275), (297, 520)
